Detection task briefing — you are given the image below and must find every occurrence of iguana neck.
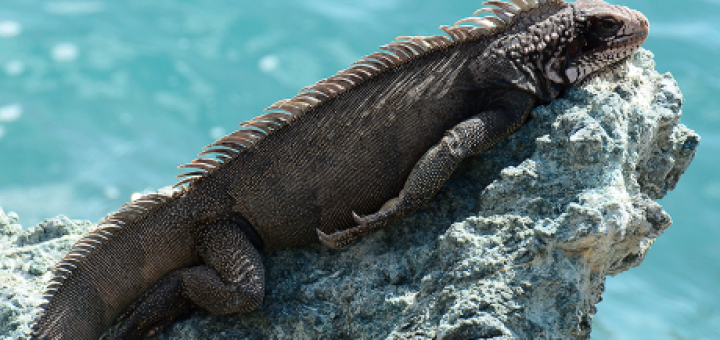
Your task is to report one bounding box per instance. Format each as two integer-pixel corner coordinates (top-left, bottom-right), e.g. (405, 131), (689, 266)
(468, 3), (574, 102)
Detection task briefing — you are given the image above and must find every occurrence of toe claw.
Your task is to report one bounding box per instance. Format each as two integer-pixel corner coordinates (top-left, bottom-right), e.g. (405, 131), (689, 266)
(351, 211), (365, 226)
(316, 228), (328, 240)
(316, 228), (340, 249)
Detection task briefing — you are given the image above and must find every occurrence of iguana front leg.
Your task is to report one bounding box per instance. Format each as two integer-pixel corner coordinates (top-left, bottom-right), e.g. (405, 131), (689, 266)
(113, 219), (264, 339)
(318, 90), (537, 249)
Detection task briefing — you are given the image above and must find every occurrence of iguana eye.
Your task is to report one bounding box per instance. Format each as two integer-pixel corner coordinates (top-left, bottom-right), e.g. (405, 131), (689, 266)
(591, 17), (622, 38)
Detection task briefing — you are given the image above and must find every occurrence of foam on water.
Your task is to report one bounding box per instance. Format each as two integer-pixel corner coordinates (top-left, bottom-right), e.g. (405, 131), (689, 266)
(0, 20), (21, 37)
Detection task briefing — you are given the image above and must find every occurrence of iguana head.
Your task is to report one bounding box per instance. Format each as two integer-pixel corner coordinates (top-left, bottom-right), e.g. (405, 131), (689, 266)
(549, 0), (649, 85)
(460, 0), (649, 99)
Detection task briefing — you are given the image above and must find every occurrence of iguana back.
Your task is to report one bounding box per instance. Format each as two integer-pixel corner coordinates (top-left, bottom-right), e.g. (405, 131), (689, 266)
(223, 42), (487, 250)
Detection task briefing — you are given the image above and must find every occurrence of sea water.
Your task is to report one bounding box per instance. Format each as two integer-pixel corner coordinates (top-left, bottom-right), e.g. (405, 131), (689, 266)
(0, 0), (717, 338)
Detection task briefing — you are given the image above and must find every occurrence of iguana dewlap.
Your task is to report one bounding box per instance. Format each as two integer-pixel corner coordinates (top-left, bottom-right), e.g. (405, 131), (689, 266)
(32, 1), (648, 338)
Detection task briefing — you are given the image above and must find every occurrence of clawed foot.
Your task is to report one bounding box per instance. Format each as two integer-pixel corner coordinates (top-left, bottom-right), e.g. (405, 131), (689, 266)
(316, 211), (381, 249)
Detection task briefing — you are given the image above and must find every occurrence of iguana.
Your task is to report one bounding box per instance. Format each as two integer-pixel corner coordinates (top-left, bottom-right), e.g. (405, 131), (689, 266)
(31, 0), (649, 338)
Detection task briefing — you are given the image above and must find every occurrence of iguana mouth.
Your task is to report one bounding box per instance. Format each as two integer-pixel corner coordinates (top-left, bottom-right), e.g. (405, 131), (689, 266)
(591, 34), (646, 56)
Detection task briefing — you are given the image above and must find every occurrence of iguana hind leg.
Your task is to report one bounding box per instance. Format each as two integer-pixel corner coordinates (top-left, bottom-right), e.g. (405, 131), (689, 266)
(318, 91), (536, 249)
(113, 219), (264, 339)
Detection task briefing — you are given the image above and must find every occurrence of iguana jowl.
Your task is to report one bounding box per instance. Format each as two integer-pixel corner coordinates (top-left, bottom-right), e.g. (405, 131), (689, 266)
(32, 0), (649, 338)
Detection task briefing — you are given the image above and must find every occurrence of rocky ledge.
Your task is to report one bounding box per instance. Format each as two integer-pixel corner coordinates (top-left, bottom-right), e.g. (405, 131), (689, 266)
(0, 49), (699, 339)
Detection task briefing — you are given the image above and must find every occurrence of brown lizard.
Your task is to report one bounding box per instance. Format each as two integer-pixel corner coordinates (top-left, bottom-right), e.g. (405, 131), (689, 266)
(31, 1), (649, 338)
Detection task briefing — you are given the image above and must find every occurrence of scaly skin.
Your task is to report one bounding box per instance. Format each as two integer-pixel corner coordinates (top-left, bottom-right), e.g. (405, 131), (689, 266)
(32, 1), (648, 338)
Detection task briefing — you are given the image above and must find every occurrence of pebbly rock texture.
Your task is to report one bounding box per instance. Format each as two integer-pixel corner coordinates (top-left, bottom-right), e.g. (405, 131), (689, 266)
(0, 49), (699, 340)
(0, 212), (95, 340)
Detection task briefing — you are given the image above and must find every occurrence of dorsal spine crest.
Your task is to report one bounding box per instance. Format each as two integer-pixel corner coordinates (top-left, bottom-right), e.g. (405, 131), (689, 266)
(174, 0), (563, 190)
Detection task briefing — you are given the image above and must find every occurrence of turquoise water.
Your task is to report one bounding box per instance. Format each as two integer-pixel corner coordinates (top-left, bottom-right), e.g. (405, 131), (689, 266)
(0, 0), (717, 338)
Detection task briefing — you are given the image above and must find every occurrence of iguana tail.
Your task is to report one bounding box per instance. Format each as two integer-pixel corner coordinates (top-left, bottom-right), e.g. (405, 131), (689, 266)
(31, 190), (200, 340)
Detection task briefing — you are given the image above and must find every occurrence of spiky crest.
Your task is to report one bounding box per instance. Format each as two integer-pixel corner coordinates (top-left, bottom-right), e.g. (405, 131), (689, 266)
(175, 0), (563, 189)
